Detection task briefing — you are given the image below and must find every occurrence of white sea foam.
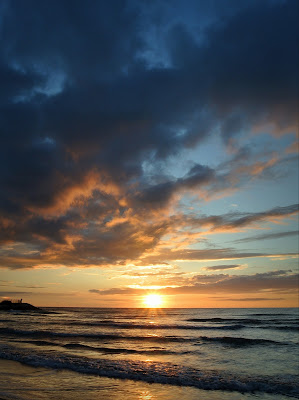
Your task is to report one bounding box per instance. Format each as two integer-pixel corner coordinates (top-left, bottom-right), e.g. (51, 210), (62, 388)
(0, 347), (298, 397)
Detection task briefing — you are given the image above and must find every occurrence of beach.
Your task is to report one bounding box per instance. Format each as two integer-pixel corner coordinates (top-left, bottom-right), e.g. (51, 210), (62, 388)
(1, 358), (296, 400)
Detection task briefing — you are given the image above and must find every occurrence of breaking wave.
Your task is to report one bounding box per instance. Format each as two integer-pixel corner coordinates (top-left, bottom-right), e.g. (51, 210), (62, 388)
(0, 327), (192, 343)
(19, 340), (188, 355)
(198, 336), (283, 346)
(0, 347), (298, 398)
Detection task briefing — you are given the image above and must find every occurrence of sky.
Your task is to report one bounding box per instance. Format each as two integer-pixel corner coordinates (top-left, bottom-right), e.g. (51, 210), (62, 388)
(0, 0), (298, 308)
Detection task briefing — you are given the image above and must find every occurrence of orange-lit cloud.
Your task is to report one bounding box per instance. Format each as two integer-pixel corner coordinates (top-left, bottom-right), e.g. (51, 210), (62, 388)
(90, 270), (298, 296)
(0, 0), (298, 308)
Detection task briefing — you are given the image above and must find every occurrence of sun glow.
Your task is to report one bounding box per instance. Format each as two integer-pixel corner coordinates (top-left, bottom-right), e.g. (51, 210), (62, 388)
(143, 293), (164, 308)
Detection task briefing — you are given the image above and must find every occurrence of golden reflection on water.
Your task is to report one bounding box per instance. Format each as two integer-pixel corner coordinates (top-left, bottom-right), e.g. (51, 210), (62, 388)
(139, 305), (166, 318)
(138, 390), (153, 400)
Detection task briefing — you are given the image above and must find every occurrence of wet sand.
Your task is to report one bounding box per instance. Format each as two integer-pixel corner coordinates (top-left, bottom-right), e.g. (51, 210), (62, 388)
(0, 358), (295, 400)
(0, 358), (205, 400)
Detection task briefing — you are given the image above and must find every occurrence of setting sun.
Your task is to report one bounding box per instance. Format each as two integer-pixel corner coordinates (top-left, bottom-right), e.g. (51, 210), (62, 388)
(143, 294), (164, 308)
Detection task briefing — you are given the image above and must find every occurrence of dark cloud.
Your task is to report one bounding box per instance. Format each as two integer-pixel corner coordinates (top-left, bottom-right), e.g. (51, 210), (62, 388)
(0, 291), (33, 297)
(1, 0), (143, 81)
(182, 204), (299, 232)
(0, 63), (44, 104)
(90, 270), (298, 295)
(202, 0), (299, 140)
(233, 230), (299, 243)
(166, 271), (299, 294)
(203, 264), (244, 271)
(212, 297), (285, 302)
(15, 285), (46, 289)
(131, 248), (298, 265)
(0, 291), (74, 298)
(0, 202), (297, 269)
(219, 204), (299, 230)
(134, 163), (215, 208)
(0, 0), (298, 270)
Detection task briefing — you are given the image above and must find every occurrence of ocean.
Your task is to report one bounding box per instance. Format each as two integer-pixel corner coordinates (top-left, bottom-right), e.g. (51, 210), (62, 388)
(0, 307), (298, 399)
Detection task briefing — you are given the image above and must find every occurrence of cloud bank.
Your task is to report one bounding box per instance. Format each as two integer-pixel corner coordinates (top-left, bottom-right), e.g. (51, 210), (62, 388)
(0, 0), (298, 275)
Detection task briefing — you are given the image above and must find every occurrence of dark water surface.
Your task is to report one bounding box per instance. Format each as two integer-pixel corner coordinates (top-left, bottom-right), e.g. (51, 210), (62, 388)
(0, 308), (298, 399)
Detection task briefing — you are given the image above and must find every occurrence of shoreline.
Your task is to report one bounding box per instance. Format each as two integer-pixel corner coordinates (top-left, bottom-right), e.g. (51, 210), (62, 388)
(0, 358), (295, 400)
(0, 358), (213, 400)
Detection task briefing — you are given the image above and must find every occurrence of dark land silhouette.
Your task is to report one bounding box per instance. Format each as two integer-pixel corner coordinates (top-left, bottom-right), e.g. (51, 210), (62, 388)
(0, 300), (40, 311)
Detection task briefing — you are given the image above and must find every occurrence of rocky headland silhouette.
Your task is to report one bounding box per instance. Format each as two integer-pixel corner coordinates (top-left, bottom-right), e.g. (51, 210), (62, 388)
(0, 299), (41, 311)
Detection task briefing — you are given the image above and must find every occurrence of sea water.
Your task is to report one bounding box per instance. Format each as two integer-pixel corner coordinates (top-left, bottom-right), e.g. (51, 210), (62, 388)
(0, 308), (298, 399)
